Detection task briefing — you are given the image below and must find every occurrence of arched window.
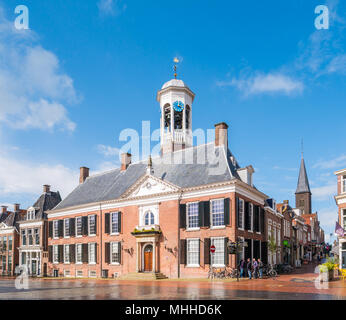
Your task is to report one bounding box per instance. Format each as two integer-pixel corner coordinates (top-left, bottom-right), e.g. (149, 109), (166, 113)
(144, 211), (155, 226)
(174, 110), (182, 129)
(163, 104), (171, 132)
(185, 105), (190, 129)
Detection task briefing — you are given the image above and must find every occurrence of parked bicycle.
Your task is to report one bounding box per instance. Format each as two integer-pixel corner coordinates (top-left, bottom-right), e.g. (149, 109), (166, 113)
(266, 264), (278, 278)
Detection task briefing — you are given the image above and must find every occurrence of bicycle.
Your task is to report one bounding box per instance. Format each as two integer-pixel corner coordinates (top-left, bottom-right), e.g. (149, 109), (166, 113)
(266, 264), (277, 278)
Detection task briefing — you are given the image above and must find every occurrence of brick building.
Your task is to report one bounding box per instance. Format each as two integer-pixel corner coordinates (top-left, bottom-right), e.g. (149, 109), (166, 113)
(46, 78), (269, 279)
(0, 204), (26, 276)
(334, 168), (346, 269)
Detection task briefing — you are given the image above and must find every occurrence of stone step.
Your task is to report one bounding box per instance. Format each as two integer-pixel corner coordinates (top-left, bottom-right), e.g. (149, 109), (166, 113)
(119, 272), (168, 280)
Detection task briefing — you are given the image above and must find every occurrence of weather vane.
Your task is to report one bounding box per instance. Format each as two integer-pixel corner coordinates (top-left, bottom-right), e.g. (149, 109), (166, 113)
(173, 57), (179, 79)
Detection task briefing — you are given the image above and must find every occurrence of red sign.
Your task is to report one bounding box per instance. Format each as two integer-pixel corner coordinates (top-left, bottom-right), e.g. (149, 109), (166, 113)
(210, 245), (216, 253)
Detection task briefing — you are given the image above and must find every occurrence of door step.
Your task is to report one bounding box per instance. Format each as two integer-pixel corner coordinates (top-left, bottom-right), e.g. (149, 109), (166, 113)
(119, 272), (168, 280)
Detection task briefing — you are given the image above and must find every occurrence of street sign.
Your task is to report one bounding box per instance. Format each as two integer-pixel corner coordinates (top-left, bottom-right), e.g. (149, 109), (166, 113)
(210, 245), (216, 253)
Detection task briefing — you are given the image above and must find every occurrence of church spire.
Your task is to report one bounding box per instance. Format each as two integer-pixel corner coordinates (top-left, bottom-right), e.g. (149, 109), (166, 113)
(296, 156), (311, 194)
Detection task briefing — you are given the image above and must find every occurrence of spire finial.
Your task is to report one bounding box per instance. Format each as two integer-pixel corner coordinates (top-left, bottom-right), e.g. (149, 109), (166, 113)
(147, 154), (153, 174)
(173, 57), (179, 79)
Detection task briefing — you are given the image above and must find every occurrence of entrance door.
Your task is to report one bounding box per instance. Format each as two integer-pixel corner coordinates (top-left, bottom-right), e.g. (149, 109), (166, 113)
(32, 260), (37, 275)
(43, 263), (47, 277)
(144, 245), (153, 272)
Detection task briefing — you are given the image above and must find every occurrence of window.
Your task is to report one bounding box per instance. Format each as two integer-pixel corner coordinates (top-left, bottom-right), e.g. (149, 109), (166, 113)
(88, 243), (96, 264)
(238, 199), (244, 229)
(277, 229), (280, 246)
(21, 252), (26, 265)
(76, 270), (83, 277)
(53, 220), (59, 238)
(53, 245), (59, 264)
(144, 211), (154, 226)
(64, 219), (70, 237)
(8, 236), (12, 251)
(64, 245), (70, 264)
(211, 238), (225, 267)
(268, 225), (272, 240)
(8, 255), (12, 273)
(76, 217), (82, 236)
(88, 215), (96, 235)
(187, 203), (199, 229)
(21, 230), (26, 246)
(89, 270), (97, 278)
(211, 199), (224, 227)
(111, 212), (119, 233)
(3, 237), (7, 251)
(2, 256), (6, 271)
(76, 244), (82, 264)
(299, 200), (305, 207)
(343, 176), (346, 193)
(34, 229), (39, 245)
(28, 230), (32, 245)
(27, 210), (34, 220)
(187, 239), (200, 266)
(249, 203), (253, 231)
(111, 242), (120, 264)
(64, 270), (71, 277)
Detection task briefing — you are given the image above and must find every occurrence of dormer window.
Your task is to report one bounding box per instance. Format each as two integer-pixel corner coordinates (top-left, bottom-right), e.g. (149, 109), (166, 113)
(27, 209), (35, 220)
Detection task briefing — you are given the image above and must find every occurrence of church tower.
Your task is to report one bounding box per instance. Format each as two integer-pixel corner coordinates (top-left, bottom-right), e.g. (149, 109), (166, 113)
(295, 155), (312, 214)
(156, 78), (195, 154)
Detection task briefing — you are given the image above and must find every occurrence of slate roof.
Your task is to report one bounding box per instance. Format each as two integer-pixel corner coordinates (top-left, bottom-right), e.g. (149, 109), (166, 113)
(31, 191), (62, 220)
(296, 157), (311, 194)
(53, 143), (242, 211)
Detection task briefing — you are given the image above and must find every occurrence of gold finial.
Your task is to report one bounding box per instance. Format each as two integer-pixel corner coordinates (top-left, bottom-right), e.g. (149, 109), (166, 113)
(173, 57), (179, 79)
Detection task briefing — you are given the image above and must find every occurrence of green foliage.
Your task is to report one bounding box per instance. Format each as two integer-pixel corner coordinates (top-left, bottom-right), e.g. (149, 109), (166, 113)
(319, 257), (336, 272)
(268, 230), (277, 254)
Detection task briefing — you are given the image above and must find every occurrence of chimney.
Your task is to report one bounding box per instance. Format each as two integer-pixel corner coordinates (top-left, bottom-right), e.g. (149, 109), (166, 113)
(214, 122), (228, 147)
(43, 184), (50, 193)
(121, 153), (131, 171)
(13, 203), (20, 212)
(1, 206), (7, 215)
(283, 200), (289, 205)
(79, 167), (89, 184)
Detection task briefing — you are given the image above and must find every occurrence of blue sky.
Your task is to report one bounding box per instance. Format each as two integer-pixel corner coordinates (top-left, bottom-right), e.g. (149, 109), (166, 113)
(0, 0), (345, 243)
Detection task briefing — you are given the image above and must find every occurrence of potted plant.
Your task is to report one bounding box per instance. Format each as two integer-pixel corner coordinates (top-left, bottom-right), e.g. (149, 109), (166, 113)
(319, 258), (336, 281)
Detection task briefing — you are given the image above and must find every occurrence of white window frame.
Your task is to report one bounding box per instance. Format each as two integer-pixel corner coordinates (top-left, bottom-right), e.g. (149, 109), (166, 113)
(210, 198), (225, 229)
(88, 215), (96, 236)
(76, 270), (83, 278)
(53, 220), (59, 239)
(110, 212), (119, 235)
(210, 237), (225, 267)
(76, 244), (82, 264)
(64, 244), (70, 264)
(89, 270), (97, 278)
(88, 243), (96, 264)
(110, 242), (120, 265)
(144, 211), (155, 227)
(64, 218), (70, 238)
(343, 176), (346, 193)
(34, 228), (39, 245)
(75, 217), (82, 237)
(28, 229), (33, 246)
(238, 199), (245, 230)
(53, 245), (59, 264)
(186, 238), (200, 267)
(186, 202), (199, 230)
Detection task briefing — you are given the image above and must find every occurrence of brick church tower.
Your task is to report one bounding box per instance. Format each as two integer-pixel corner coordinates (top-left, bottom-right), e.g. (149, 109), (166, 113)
(295, 156), (312, 214)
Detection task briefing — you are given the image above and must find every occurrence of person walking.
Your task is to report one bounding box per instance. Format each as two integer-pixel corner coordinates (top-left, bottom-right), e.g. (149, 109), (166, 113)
(252, 258), (258, 279)
(247, 258), (252, 279)
(238, 259), (245, 278)
(258, 259), (263, 279)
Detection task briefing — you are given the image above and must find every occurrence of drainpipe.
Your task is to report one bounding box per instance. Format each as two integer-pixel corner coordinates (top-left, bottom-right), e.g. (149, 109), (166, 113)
(99, 203), (103, 277)
(177, 191), (183, 279)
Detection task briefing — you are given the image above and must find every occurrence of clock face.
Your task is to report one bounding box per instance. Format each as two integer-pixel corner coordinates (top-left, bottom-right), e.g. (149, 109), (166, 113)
(173, 101), (184, 112)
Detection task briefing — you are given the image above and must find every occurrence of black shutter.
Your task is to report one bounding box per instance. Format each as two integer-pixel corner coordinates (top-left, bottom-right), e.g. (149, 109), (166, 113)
(70, 244), (75, 263)
(260, 208), (265, 233)
(245, 202), (249, 230)
(261, 241), (268, 264)
(95, 216), (97, 235)
(224, 198), (230, 225)
(224, 237), (229, 265)
(180, 239), (186, 264)
(58, 220), (63, 238)
(204, 201), (210, 227)
(48, 246), (53, 263)
(105, 213), (110, 234)
(82, 243), (88, 263)
(58, 245), (63, 263)
(118, 212), (122, 233)
(95, 243), (98, 263)
(70, 218), (75, 237)
(105, 242), (110, 264)
(204, 238), (211, 264)
(82, 216), (88, 235)
(198, 240), (201, 265)
(179, 204), (186, 228)
(48, 221), (53, 238)
(198, 202), (204, 227)
(118, 242), (121, 264)
(236, 197), (240, 228)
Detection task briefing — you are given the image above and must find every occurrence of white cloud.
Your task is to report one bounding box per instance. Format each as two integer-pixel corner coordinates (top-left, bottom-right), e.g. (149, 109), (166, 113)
(97, 144), (120, 157)
(313, 154), (346, 170)
(97, 0), (126, 16)
(311, 183), (336, 201)
(218, 73), (303, 96)
(0, 8), (78, 132)
(318, 207), (338, 229)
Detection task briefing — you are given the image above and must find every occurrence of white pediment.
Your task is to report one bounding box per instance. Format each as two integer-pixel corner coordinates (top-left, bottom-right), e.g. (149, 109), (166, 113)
(122, 175), (179, 199)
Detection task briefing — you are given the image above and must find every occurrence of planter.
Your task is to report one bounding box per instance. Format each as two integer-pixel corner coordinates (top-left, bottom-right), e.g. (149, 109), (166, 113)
(319, 269), (334, 282)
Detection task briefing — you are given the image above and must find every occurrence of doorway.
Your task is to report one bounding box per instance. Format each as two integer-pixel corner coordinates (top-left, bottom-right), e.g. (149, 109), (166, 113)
(31, 260), (37, 275)
(143, 244), (153, 272)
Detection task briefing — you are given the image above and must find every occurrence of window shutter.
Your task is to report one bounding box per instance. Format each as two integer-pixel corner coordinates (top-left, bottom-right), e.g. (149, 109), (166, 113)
(105, 213), (110, 234)
(118, 212), (122, 233)
(204, 238), (211, 264)
(198, 202), (204, 227)
(82, 216), (88, 235)
(236, 197), (240, 228)
(48, 246), (53, 263)
(105, 243), (110, 264)
(179, 204), (186, 229)
(224, 198), (230, 225)
(48, 221), (53, 238)
(58, 245), (63, 263)
(58, 220), (63, 238)
(255, 206), (260, 232)
(198, 240), (201, 265)
(95, 216), (98, 235)
(70, 218), (75, 237)
(70, 244), (75, 263)
(95, 243), (98, 263)
(204, 201), (210, 227)
(244, 202), (249, 230)
(261, 241), (268, 264)
(180, 239), (186, 264)
(224, 237), (229, 265)
(117, 242), (122, 264)
(82, 243), (88, 263)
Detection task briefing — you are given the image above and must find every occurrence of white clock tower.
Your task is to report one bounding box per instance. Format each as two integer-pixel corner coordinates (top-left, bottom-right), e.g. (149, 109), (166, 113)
(156, 78), (195, 154)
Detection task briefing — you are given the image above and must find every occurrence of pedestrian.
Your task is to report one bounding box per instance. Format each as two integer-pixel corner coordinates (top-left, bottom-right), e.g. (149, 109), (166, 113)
(257, 259), (263, 279)
(247, 258), (252, 279)
(252, 258), (258, 279)
(238, 259), (245, 278)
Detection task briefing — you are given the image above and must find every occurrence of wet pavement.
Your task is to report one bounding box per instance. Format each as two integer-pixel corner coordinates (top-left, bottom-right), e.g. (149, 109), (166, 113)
(1, 264), (346, 300)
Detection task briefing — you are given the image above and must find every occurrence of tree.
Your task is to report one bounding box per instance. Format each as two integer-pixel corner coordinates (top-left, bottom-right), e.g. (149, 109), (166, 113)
(268, 230), (277, 264)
